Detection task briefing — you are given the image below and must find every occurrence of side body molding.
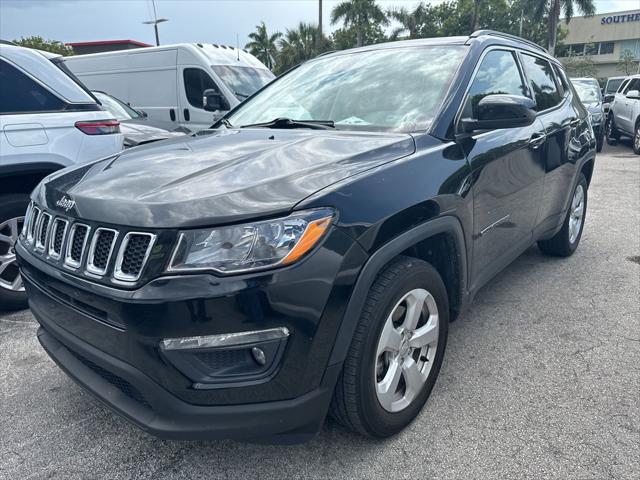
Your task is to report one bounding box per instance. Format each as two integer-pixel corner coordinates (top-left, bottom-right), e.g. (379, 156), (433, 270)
(328, 215), (468, 366)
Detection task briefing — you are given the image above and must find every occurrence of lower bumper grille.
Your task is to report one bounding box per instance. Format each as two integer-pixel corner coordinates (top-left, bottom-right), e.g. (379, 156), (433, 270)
(67, 347), (152, 410)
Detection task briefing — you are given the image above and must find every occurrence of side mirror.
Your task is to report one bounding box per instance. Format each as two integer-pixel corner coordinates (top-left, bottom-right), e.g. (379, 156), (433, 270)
(203, 89), (230, 112)
(137, 109), (148, 118)
(461, 94), (537, 133)
(604, 94), (615, 103)
(626, 89), (640, 99)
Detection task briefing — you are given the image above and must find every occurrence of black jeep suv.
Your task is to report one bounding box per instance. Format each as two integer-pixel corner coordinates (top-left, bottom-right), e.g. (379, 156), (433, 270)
(16, 31), (595, 442)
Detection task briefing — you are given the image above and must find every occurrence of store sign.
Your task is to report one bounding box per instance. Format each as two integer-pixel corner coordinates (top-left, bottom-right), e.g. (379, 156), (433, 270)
(601, 12), (640, 24)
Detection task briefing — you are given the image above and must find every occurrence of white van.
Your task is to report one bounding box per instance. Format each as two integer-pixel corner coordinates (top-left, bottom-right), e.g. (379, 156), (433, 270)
(63, 43), (275, 131)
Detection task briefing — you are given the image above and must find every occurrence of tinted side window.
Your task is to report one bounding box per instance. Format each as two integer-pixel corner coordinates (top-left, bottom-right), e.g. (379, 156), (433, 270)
(463, 50), (526, 118)
(520, 54), (562, 111)
(0, 59), (65, 114)
(183, 68), (220, 109)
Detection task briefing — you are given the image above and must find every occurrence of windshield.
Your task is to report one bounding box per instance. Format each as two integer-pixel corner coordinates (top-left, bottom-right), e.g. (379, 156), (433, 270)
(211, 65), (274, 100)
(227, 45), (466, 132)
(572, 80), (601, 104)
(93, 91), (141, 120)
(605, 78), (624, 94)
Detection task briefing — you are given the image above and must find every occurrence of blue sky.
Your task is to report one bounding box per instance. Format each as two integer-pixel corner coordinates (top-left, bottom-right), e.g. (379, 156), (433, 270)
(0, 0), (634, 48)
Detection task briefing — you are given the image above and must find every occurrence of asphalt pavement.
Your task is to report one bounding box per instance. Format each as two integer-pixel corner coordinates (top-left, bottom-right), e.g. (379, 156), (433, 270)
(1, 142), (638, 480)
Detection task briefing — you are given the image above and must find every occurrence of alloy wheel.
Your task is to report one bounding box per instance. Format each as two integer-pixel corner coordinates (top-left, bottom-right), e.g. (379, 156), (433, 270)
(0, 216), (25, 292)
(569, 185), (585, 244)
(635, 127), (640, 152)
(375, 288), (439, 413)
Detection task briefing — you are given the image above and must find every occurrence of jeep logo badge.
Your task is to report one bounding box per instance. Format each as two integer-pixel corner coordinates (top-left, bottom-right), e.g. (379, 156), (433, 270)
(56, 196), (75, 212)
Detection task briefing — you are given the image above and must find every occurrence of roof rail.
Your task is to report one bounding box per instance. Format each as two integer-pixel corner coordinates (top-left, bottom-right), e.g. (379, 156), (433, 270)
(469, 30), (547, 53)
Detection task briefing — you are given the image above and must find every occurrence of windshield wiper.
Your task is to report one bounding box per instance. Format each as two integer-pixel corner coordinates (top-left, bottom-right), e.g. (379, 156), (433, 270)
(234, 91), (250, 99)
(239, 117), (335, 130)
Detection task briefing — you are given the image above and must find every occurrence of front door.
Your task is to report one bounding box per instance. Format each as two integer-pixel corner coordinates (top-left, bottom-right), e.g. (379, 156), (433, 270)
(178, 66), (226, 131)
(457, 49), (546, 290)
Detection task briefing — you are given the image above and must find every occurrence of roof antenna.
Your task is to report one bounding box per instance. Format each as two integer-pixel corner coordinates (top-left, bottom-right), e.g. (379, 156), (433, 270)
(236, 33), (240, 60)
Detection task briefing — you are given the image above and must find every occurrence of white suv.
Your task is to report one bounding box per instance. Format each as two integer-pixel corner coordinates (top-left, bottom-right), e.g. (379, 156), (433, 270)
(606, 74), (640, 154)
(0, 44), (124, 309)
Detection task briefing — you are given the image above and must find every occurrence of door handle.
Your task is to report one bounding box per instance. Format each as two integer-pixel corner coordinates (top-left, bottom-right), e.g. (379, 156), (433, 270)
(569, 118), (581, 127)
(183, 108), (190, 122)
(529, 132), (546, 149)
(169, 109), (176, 121)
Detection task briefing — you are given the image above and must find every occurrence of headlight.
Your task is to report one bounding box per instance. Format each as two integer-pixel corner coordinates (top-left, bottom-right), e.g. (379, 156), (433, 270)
(168, 208), (334, 274)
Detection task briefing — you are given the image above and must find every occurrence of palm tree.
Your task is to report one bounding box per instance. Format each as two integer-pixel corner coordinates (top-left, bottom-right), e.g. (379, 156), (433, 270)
(276, 22), (329, 75)
(530, 0), (595, 55)
(470, 0), (482, 33)
(388, 3), (427, 40)
(245, 22), (281, 70)
(331, 0), (388, 48)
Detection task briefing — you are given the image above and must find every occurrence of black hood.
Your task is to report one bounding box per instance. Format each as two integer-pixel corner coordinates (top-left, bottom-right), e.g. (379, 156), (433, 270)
(35, 128), (415, 228)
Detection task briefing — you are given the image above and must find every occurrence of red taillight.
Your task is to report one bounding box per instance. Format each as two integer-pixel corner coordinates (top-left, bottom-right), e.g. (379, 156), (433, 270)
(75, 119), (120, 135)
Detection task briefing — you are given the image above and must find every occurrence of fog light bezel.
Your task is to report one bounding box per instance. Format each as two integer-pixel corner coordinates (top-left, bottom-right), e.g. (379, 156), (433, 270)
(159, 327), (290, 389)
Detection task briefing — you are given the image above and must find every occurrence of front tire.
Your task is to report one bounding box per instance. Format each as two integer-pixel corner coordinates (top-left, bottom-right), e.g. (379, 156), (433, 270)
(329, 256), (449, 437)
(537, 174), (588, 257)
(606, 115), (620, 145)
(0, 194), (30, 311)
(596, 125), (604, 152)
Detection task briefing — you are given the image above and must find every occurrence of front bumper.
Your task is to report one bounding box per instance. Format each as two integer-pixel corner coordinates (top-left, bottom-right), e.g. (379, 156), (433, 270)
(37, 324), (341, 441)
(17, 227), (367, 440)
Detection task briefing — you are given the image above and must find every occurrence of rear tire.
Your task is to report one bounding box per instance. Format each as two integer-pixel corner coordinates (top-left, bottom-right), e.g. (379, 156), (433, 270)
(606, 115), (620, 145)
(329, 256), (449, 437)
(0, 194), (30, 311)
(537, 174), (588, 257)
(596, 126), (604, 152)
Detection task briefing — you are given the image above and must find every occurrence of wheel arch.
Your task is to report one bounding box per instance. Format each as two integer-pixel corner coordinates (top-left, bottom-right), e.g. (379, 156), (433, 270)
(580, 158), (595, 186)
(328, 215), (468, 366)
(0, 162), (64, 195)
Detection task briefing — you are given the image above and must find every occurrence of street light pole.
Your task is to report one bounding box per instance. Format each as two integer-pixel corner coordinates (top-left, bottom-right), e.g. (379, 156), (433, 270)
(142, 0), (168, 46)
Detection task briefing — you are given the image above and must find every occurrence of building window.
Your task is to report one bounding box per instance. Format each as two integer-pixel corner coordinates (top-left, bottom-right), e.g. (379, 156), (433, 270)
(570, 44), (585, 56)
(599, 42), (614, 55)
(556, 45), (569, 57)
(585, 43), (598, 55)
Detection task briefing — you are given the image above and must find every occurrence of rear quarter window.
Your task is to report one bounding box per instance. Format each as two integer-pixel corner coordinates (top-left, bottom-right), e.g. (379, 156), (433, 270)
(520, 54), (562, 111)
(0, 59), (66, 114)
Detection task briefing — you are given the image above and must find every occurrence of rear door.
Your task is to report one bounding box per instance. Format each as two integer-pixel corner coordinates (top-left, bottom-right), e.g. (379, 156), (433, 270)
(458, 48), (546, 290)
(523, 56), (587, 234)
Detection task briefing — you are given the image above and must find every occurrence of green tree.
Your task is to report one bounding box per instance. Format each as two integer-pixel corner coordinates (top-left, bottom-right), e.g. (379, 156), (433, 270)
(275, 22), (330, 75)
(387, 3), (428, 39)
(12, 36), (73, 56)
(245, 22), (281, 70)
(331, 23), (387, 49)
(528, 0), (595, 56)
(617, 49), (639, 75)
(331, 0), (388, 48)
(562, 53), (597, 77)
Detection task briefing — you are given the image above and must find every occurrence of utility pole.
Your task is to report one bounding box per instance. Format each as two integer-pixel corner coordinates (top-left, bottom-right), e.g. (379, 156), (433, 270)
(142, 0), (168, 46)
(318, 0), (323, 48)
(519, 8), (524, 37)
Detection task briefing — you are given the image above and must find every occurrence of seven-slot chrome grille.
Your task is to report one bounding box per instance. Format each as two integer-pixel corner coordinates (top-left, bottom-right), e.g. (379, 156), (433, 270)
(21, 202), (156, 284)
